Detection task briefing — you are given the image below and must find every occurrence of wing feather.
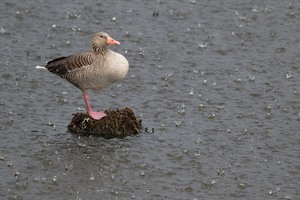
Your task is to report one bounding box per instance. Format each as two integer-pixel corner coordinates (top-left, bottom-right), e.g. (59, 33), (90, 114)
(45, 52), (96, 78)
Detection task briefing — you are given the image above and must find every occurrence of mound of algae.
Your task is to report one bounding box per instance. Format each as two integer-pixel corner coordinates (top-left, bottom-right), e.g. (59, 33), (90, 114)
(68, 108), (142, 139)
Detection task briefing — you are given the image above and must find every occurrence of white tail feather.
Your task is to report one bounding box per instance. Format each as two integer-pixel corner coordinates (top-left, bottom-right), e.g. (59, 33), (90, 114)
(36, 65), (46, 69)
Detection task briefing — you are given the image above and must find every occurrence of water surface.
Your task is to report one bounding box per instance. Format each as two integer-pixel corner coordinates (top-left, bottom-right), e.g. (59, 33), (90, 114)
(0, 0), (299, 199)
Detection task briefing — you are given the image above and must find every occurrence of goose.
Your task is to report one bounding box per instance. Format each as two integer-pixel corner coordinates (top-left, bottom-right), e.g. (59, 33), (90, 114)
(36, 32), (129, 120)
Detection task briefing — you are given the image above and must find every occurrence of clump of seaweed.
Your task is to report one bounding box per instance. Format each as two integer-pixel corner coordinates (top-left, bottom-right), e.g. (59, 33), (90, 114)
(68, 107), (142, 139)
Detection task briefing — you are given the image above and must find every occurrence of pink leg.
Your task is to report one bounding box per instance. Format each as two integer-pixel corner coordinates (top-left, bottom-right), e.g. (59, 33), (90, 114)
(83, 92), (106, 120)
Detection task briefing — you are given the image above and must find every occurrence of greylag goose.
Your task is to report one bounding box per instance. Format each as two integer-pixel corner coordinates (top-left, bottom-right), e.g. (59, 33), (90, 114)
(36, 32), (129, 120)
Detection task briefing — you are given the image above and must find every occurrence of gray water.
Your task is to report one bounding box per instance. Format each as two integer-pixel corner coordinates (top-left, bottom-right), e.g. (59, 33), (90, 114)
(0, 0), (299, 199)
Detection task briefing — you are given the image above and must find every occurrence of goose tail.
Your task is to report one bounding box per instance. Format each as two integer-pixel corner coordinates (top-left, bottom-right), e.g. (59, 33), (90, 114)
(36, 65), (47, 69)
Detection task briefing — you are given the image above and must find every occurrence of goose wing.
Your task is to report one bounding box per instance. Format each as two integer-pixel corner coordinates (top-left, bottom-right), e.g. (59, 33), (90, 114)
(45, 52), (96, 78)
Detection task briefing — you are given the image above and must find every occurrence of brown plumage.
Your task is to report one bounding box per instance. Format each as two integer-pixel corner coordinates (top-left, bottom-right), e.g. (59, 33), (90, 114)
(37, 32), (129, 120)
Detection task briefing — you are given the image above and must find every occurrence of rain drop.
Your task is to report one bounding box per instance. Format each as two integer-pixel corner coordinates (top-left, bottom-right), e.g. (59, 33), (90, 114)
(286, 71), (292, 79)
(52, 24), (57, 29)
(189, 88), (194, 95)
(153, 11), (159, 17)
(0, 25), (6, 34)
(198, 104), (204, 110)
(269, 190), (273, 195)
(194, 137), (202, 144)
(239, 183), (246, 189)
(140, 171), (145, 176)
(0, 155), (4, 161)
(208, 113), (215, 119)
(198, 42), (207, 48)
(217, 169), (225, 175)
(152, 86), (158, 91)
(14, 171), (20, 177)
(7, 161), (13, 167)
(174, 120), (182, 126)
(248, 74), (255, 81)
(90, 173), (95, 181)
(178, 104), (185, 115)
(284, 195), (292, 200)
(130, 73), (136, 78)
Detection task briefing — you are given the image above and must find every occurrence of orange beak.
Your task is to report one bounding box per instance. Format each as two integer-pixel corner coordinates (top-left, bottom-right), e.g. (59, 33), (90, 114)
(106, 36), (120, 45)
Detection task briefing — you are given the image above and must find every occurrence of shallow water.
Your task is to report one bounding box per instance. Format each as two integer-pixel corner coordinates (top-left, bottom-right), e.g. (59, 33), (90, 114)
(0, 0), (299, 199)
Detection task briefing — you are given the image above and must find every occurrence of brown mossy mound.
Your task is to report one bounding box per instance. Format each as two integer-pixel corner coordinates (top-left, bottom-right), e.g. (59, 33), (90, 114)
(68, 108), (142, 139)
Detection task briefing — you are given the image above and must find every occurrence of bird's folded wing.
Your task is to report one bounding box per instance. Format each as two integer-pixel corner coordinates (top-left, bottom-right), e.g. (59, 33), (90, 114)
(45, 52), (96, 78)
